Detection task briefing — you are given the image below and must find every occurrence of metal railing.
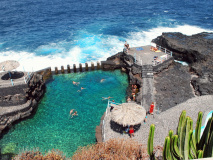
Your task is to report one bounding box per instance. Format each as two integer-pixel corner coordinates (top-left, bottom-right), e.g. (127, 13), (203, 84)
(156, 45), (173, 56)
(152, 45), (173, 66)
(102, 100), (121, 142)
(24, 72), (34, 84)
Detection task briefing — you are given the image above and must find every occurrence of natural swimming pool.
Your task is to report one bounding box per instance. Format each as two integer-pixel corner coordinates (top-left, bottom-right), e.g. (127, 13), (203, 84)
(0, 70), (128, 157)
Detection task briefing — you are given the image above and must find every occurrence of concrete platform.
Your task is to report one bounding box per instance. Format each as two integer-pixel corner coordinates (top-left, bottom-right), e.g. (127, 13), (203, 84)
(0, 71), (29, 88)
(127, 45), (170, 65)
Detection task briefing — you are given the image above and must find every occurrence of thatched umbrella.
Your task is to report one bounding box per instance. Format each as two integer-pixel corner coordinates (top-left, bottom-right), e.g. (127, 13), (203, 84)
(0, 60), (20, 71)
(111, 103), (146, 126)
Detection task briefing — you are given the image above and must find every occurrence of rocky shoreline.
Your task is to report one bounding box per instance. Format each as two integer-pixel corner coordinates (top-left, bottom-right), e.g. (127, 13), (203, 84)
(0, 73), (45, 136)
(104, 32), (213, 111)
(152, 32), (213, 96)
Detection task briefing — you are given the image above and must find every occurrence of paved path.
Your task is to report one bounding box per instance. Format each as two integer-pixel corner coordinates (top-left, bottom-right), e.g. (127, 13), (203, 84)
(127, 45), (170, 110)
(142, 65), (154, 111)
(103, 95), (213, 146)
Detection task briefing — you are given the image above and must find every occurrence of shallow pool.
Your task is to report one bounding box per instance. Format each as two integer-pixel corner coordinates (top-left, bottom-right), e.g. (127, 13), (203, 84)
(0, 70), (128, 157)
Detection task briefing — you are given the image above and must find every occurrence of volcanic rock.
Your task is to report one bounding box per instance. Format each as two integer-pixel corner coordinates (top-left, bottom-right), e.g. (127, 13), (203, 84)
(152, 32), (213, 95)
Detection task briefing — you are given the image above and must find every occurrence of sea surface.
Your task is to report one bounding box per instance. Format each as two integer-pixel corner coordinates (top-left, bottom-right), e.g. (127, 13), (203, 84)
(0, 0), (213, 71)
(0, 70), (128, 157)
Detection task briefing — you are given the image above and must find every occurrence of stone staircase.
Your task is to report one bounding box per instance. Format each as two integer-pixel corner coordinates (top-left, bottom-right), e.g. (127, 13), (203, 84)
(141, 65), (154, 111)
(142, 65), (153, 78)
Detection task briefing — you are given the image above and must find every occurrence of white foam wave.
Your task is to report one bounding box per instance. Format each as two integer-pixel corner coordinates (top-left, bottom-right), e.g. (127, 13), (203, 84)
(126, 24), (213, 48)
(0, 25), (212, 72)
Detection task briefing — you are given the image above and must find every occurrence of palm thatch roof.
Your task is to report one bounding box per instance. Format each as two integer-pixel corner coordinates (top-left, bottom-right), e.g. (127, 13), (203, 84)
(0, 60), (20, 71)
(111, 103), (146, 126)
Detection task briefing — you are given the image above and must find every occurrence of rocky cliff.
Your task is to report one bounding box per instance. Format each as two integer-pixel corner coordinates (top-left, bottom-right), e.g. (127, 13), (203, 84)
(152, 32), (213, 96)
(0, 73), (45, 135)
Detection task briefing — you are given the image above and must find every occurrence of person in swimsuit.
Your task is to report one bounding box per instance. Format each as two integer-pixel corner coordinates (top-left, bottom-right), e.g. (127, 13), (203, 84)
(73, 81), (80, 85)
(71, 111), (78, 118)
(129, 125), (134, 138)
(124, 41), (130, 50)
(70, 109), (74, 115)
(102, 96), (113, 100)
(127, 96), (131, 102)
(132, 93), (136, 101)
(100, 79), (105, 83)
(77, 87), (86, 92)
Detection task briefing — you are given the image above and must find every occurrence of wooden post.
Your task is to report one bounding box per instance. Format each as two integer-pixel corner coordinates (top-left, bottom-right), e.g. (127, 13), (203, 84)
(91, 62), (95, 70)
(55, 67), (58, 74)
(61, 66), (64, 74)
(47, 67), (52, 76)
(73, 64), (77, 73)
(79, 63), (82, 72)
(97, 61), (100, 70)
(67, 65), (70, 73)
(85, 63), (88, 71)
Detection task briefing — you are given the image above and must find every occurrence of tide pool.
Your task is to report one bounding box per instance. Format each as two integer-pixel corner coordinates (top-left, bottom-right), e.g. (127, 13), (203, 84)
(0, 70), (128, 157)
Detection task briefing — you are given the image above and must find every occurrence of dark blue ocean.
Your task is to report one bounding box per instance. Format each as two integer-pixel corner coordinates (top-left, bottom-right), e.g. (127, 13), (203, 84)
(0, 0), (212, 71)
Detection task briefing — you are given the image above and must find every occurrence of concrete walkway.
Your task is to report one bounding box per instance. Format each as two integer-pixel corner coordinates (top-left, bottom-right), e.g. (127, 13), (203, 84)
(103, 95), (213, 146)
(141, 65), (154, 111)
(127, 45), (168, 65)
(127, 45), (170, 110)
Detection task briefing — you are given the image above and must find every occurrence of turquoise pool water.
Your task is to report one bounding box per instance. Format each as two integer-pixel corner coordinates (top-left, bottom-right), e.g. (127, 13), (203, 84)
(0, 70), (128, 157)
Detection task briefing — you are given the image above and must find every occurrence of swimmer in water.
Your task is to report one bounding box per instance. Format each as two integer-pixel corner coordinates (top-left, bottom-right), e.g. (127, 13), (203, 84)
(77, 87), (86, 92)
(73, 81), (80, 85)
(70, 109), (74, 115)
(71, 111), (78, 118)
(100, 79), (105, 83)
(102, 96), (113, 100)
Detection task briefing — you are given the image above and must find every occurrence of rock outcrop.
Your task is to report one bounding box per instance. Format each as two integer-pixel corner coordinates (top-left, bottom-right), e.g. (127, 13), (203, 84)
(102, 50), (143, 103)
(154, 63), (195, 112)
(152, 32), (213, 96)
(0, 73), (45, 135)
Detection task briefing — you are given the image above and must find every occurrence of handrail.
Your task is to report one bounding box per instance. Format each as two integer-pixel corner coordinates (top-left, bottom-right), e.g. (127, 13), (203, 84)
(24, 72), (34, 84)
(102, 100), (121, 141)
(156, 44), (173, 56)
(133, 45), (173, 66)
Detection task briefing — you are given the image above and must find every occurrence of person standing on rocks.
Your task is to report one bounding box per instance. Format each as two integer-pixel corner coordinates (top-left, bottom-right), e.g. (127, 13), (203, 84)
(132, 93), (136, 101)
(127, 96), (131, 102)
